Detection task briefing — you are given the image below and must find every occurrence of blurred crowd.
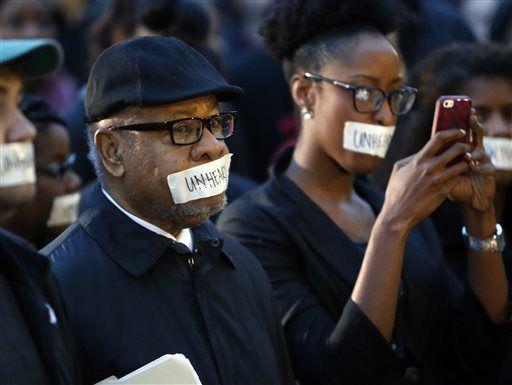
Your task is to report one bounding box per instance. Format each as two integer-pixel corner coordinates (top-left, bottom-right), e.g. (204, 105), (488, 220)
(1, 0), (512, 384)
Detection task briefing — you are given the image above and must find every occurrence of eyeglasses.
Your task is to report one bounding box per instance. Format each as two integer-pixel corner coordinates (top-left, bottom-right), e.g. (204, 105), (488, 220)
(38, 153), (76, 179)
(110, 111), (238, 145)
(304, 72), (417, 116)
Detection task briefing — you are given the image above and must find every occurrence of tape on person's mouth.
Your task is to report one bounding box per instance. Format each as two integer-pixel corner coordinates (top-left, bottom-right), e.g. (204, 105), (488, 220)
(167, 153), (232, 204)
(47, 192), (81, 227)
(343, 121), (396, 158)
(0, 142), (36, 187)
(483, 137), (512, 171)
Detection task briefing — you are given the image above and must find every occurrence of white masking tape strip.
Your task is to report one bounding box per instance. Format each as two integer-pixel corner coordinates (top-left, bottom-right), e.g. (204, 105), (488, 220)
(47, 192), (81, 227)
(483, 136), (512, 171)
(343, 121), (396, 158)
(167, 153), (232, 204)
(0, 142), (36, 187)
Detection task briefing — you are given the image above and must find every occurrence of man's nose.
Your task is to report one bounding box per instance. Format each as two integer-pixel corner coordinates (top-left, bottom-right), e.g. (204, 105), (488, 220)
(5, 109), (37, 143)
(484, 112), (512, 139)
(190, 127), (228, 162)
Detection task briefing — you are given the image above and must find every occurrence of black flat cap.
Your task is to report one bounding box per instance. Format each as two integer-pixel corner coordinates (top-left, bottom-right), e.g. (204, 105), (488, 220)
(85, 36), (242, 122)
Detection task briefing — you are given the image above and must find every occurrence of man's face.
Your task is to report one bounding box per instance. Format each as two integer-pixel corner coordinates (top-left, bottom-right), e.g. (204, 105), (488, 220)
(97, 95), (229, 229)
(0, 69), (37, 224)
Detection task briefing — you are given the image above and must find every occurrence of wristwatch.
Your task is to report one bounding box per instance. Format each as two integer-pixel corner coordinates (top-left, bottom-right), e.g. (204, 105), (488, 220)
(462, 224), (505, 253)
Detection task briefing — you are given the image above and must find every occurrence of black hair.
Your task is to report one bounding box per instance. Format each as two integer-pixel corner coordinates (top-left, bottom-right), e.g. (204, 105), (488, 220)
(259, 0), (407, 79)
(490, 1), (512, 44)
(88, 0), (137, 59)
(20, 94), (68, 133)
(139, 0), (211, 45)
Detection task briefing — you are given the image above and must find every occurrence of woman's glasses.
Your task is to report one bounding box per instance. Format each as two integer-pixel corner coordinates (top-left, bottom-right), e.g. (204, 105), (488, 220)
(38, 153), (76, 179)
(110, 111), (238, 145)
(304, 72), (417, 116)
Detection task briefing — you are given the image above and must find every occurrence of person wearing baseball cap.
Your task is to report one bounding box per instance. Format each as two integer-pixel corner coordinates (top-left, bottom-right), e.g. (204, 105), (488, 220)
(43, 36), (294, 385)
(0, 39), (81, 385)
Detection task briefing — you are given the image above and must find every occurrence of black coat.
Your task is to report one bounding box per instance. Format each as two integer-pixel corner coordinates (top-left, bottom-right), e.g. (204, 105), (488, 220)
(217, 148), (511, 385)
(42, 184), (294, 385)
(0, 228), (80, 385)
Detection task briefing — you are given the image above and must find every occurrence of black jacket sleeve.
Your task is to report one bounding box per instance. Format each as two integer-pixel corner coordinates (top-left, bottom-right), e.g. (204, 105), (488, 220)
(218, 202), (401, 385)
(412, 219), (512, 381)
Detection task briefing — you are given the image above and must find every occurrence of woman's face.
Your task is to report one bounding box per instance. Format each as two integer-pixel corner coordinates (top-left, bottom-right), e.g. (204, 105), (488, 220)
(305, 34), (402, 175)
(464, 77), (512, 186)
(13, 123), (82, 242)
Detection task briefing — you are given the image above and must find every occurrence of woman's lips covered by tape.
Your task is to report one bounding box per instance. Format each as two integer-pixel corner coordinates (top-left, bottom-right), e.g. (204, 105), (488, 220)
(343, 121), (396, 158)
(483, 137), (512, 171)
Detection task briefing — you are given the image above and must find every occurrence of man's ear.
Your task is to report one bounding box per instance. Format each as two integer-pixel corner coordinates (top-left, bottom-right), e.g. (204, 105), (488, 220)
(95, 129), (125, 178)
(290, 73), (316, 111)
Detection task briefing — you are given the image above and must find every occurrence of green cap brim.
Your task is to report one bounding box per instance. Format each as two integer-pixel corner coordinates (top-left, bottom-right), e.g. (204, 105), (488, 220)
(0, 39), (64, 78)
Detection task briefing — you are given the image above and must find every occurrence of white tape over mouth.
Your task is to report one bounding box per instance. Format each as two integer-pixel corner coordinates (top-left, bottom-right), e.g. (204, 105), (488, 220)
(167, 153), (232, 204)
(343, 121), (396, 158)
(47, 192), (81, 227)
(483, 136), (512, 171)
(0, 142), (36, 187)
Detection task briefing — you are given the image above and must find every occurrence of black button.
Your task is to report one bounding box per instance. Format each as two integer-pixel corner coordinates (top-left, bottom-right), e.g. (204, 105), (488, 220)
(210, 238), (221, 247)
(404, 366), (420, 383)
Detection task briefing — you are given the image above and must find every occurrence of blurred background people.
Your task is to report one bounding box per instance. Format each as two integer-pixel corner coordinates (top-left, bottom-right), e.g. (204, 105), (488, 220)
(0, 0), (78, 113)
(4, 95), (81, 249)
(0, 38), (81, 385)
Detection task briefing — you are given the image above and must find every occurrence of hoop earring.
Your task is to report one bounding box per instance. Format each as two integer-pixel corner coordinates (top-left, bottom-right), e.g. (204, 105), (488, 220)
(301, 107), (313, 120)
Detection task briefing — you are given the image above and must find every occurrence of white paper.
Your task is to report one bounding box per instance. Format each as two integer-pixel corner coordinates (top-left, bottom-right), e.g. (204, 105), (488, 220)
(343, 121), (396, 158)
(47, 192), (81, 227)
(483, 136), (512, 171)
(95, 354), (202, 385)
(167, 153), (231, 204)
(0, 141), (36, 187)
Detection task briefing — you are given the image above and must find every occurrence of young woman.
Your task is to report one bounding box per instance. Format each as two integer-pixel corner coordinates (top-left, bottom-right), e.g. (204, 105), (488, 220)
(218, 1), (510, 384)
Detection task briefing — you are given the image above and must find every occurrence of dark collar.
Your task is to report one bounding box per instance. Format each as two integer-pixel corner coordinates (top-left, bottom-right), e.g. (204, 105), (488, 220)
(79, 184), (234, 276)
(267, 147), (385, 288)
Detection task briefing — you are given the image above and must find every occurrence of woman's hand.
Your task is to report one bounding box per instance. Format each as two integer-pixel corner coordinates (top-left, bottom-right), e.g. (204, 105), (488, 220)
(449, 111), (496, 213)
(381, 128), (471, 232)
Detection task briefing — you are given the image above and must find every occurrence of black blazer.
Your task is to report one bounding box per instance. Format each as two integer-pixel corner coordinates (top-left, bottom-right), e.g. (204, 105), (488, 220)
(218, 148), (511, 385)
(43, 184), (293, 385)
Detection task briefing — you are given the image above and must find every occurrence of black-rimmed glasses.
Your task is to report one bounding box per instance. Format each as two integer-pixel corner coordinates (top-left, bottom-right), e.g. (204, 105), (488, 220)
(38, 153), (76, 179)
(111, 111), (238, 145)
(304, 72), (417, 116)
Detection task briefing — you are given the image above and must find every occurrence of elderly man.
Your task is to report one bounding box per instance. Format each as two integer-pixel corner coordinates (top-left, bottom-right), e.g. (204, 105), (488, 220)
(0, 39), (80, 385)
(43, 36), (293, 385)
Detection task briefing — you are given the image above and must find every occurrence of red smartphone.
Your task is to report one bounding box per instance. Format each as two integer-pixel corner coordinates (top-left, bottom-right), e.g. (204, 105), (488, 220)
(431, 95), (474, 164)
